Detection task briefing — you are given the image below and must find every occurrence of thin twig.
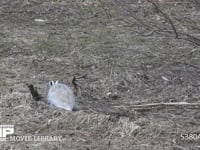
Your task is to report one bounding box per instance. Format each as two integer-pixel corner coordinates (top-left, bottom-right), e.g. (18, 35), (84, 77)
(148, 1), (200, 46)
(149, 0), (178, 38)
(26, 83), (41, 101)
(98, 0), (111, 19)
(72, 76), (78, 95)
(178, 32), (200, 46)
(72, 74), (88, 95)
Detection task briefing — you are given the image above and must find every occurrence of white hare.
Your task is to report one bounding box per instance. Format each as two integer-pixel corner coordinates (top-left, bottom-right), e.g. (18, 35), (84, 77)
(47, 81), (76, 111)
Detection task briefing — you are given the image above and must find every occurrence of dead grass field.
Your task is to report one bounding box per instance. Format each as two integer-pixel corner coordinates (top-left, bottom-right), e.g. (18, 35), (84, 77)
(1, 0), (200, 149)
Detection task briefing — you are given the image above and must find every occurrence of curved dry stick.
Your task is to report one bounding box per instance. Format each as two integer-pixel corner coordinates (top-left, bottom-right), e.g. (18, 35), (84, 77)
(148, 0), (178, 38)
(149, 0), (200, 46)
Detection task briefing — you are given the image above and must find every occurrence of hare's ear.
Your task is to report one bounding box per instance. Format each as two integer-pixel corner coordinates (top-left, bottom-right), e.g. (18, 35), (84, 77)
(49, 81), (55, 86)
(55, 80), (59, 84)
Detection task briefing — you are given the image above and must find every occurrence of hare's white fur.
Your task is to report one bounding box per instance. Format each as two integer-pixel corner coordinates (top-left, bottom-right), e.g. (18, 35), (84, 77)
(47, 81), (75, 111)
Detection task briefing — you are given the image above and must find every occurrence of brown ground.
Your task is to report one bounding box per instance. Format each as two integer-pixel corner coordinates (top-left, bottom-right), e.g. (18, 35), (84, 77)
(1, 0), (200, 149)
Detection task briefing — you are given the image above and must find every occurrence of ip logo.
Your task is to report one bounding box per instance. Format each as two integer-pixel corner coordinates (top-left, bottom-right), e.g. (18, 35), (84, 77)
(0, 125), (14, 141)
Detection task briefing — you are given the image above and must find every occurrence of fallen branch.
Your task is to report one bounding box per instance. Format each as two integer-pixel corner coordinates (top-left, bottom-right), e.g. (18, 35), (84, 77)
(113, 102), (200, 109)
